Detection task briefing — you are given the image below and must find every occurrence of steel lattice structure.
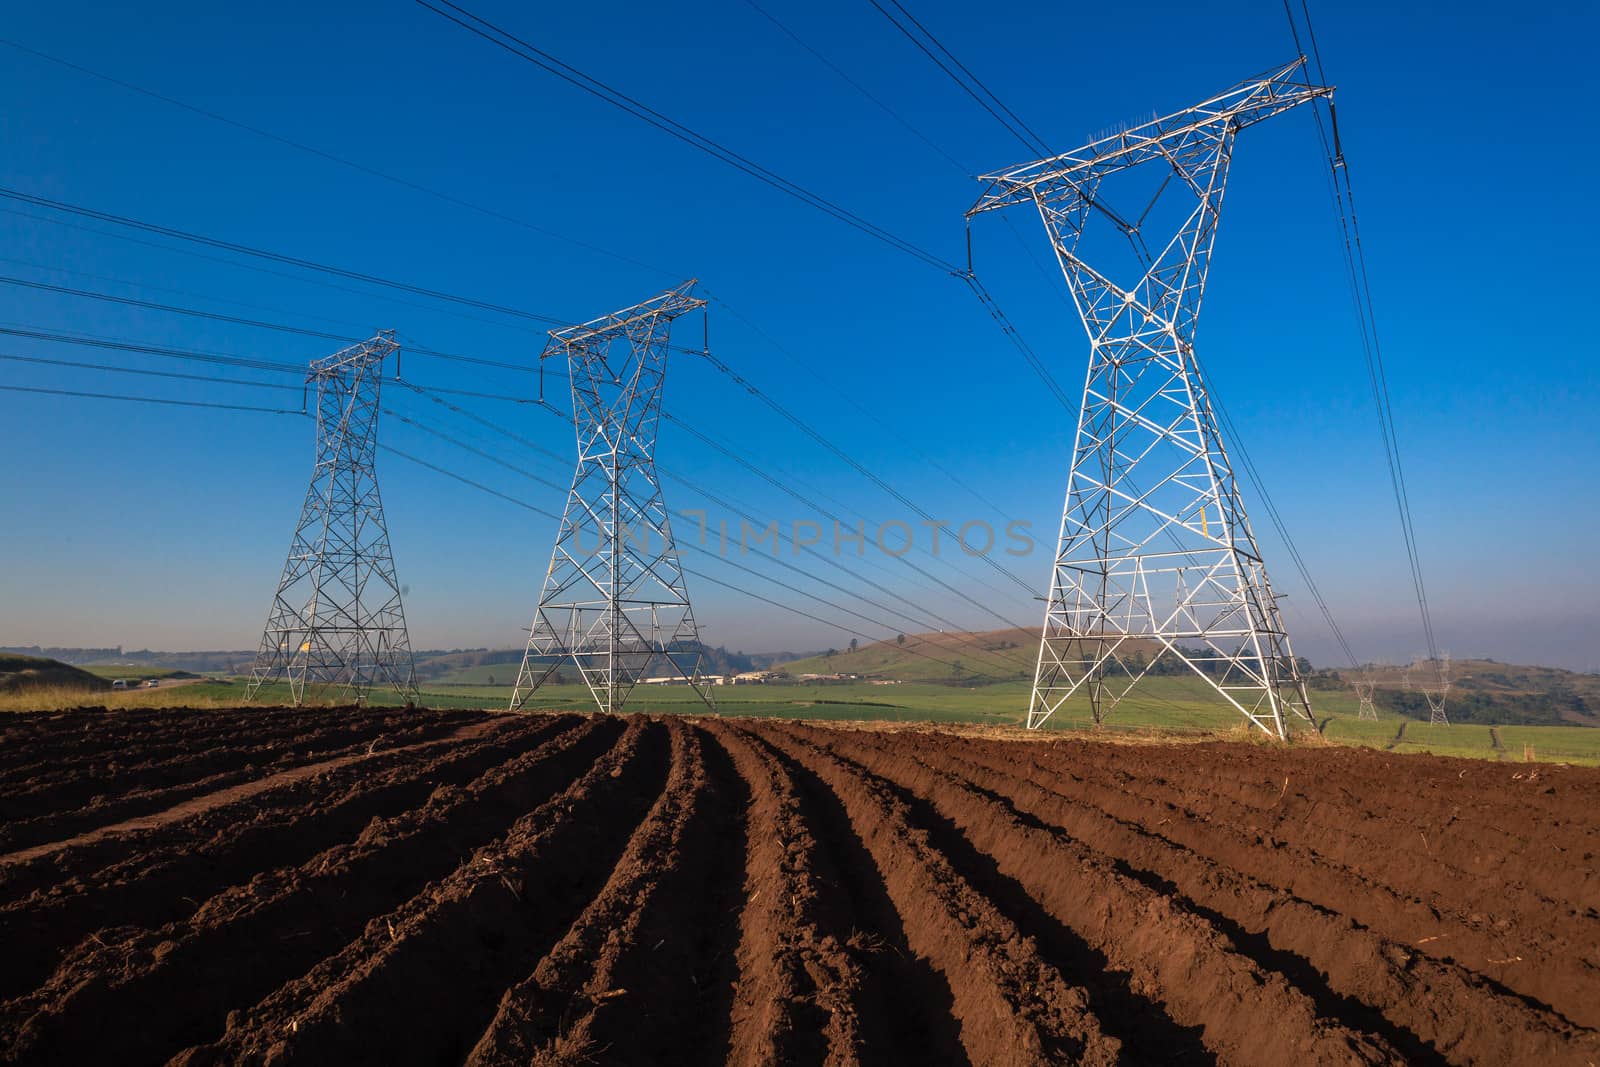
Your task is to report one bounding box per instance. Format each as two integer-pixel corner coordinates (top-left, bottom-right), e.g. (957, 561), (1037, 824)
(510, 282), (716, 715)
(968, 61), (1331, 738)
(1354, 666), (1380, 722)
(247, 331), (417, 706)
(1422, 654), (1451, 726)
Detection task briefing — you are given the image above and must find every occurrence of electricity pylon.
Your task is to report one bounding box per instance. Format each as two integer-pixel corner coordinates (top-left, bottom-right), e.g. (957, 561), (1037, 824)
(248, 331), (417, 705)
(1422, 653), (1451, 726)
(1354, 665), (1379, 722)
(510, 282), (716, 715)
(968, 60), (1331, 739)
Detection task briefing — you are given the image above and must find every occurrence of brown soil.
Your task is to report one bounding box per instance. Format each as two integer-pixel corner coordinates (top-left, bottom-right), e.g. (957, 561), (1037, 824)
(1, 707), (1596, 1066)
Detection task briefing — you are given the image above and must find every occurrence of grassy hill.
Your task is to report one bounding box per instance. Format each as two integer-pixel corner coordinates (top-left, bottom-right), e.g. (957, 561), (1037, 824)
(783, 630), (1170, 686)
(80, 665), (198, 682)
(1360, 658), (1600, 726)
(780, 628), (1040, 683)
(0, 654), (111, 694)
(779, 630), (1599, 727)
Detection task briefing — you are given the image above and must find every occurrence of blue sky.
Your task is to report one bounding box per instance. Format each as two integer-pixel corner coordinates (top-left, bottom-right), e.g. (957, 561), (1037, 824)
(1, 0), (1595, 669)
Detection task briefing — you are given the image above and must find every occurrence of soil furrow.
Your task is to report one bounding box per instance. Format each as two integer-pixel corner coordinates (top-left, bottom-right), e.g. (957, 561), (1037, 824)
(746, 731), (972, 1064)
(752, 725), (1123, 1066)
(0, 715), (575, 1000)
(1002, 737), (1599, 908)
(949, 735), (1600, 1030)
(467, 720), (749, 1065)
(770, 725), (1399, 1065)
(702, 719), (871, 1065)
(0, 715), (476, 854)
(173, 717), (669, 1066)
(0, 713), (539, 901)
(0, 707), (426, 793)
(0, 709), (467, 812)
(1000, 738), (1600, 957)
(826, 726), (1598, 1065)
(0, 707), (376, 777)
(1026, 741), (1600, 896)
(0, 717), (617, 1066)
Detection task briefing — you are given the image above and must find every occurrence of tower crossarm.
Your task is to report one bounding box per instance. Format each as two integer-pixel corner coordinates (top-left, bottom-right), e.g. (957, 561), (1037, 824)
(542, 279), (704, 356)
(966, 59), (1331, 217)
(309, 330), (400, 378)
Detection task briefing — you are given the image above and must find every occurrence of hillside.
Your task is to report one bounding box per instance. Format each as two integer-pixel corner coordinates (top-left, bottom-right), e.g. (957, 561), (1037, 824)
(0, 654), (111, 694)
(780, 629), (1052, 684)
(1365, 658), (1598, 726)
(419, 644), (814, 685)
(779, 631), (1599, 726)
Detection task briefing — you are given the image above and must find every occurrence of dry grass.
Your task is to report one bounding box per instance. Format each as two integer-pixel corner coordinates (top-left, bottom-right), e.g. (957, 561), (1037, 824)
(0, 684), (264, 714)
(769, 715), (1241, 748)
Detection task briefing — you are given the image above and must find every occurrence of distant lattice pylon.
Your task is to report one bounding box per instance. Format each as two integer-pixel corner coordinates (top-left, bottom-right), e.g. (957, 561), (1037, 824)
(247, 331), (417, 706)
(510, 282), (716, 716)
(1354, 665), (1379, 722)
(967, 60), (1331, 739)
(1421, 653), (1451, 726)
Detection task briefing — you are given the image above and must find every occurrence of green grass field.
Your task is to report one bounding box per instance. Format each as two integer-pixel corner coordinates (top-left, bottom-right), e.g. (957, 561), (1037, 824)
(7, 667), (1599, 766)
(1319, 716), (1404, 747)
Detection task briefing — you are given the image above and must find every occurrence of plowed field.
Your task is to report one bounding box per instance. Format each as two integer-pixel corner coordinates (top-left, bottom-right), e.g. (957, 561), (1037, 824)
(2, 707), (1596, 1065)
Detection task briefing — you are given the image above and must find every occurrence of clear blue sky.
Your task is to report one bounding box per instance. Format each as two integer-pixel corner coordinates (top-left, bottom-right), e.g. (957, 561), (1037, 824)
(1, 0), (1595, 670)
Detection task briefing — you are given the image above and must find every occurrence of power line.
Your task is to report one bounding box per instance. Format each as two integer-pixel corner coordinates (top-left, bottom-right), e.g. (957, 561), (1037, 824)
(0, 273), (362, 346)
(392, 378), (565, 462)
(0, 274), (544, 374)
(0, 323), (302, 374)
(1282, 1), (1437, 662)
(0, 35), (674, 281)
(0, 371), (1060, 687)
(0, 186), (577, 327)
(0, 251), (390, 337)
(3, 36), (1026, 546)
(0, 351), (301, 392)
(380, 441), (559, 519)
(866, 0), (1052, 159)
(0, 203), (586, 343)
(382, 406), (568, 495)
(372, 424), (1020, 681)
(6, 32), (1061, 611)
(0, 381), (302, 415)
(413, 0), (960, 273)
(416, 1), (1065, 552)
(1195, 353), (1360, 669)
(698, 346), (1039, 597)
(386, 379), (1031, 678)
(739, 0), (972, 174)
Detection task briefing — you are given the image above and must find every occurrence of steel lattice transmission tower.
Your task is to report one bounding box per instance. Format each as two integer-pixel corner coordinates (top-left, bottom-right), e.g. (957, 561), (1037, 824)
(247, 331), (418, 706)
(1354, 666), (1380, 722)
(968, 61), (1332, 738)
(510, 282), (716, 715)
(1422, 653), (1451, 726)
